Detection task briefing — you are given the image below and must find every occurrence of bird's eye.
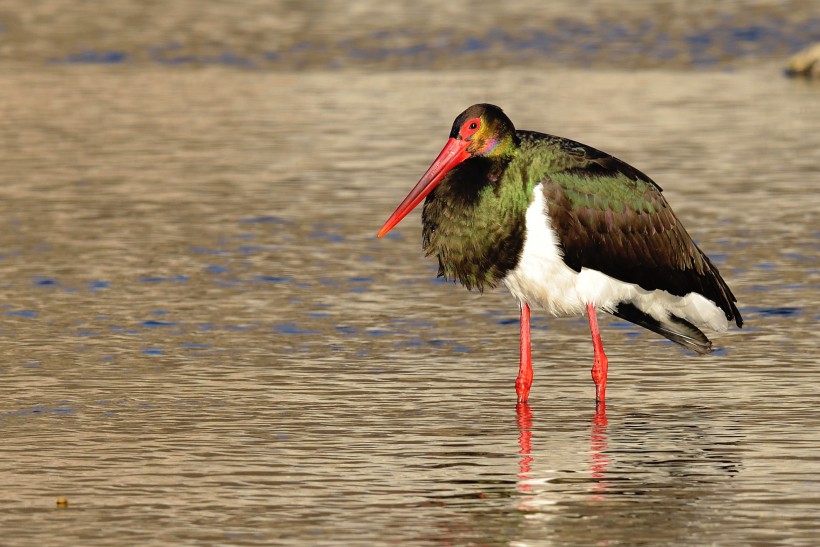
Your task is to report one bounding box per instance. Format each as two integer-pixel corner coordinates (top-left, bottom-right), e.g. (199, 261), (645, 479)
(460, 118), (481, 139)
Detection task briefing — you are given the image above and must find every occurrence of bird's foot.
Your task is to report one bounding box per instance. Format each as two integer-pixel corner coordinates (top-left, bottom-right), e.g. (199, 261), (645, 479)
(591, 355), (608, 403)
(515, 375), (532, 404)
(593, 399), (607, 426)
(594, 380), (607, 403)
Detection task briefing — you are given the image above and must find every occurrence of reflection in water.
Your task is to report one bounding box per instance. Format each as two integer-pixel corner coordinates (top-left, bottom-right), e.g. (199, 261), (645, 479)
(516, 403), (534, 495)
(0, 58), (816, 544)
(505, 401), (753, 545)
(589, 402), (610, 500)
(516, 402), (611, 504)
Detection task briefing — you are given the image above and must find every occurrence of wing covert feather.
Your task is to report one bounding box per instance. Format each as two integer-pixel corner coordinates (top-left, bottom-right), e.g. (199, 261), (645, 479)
(517, 131), (742, 326)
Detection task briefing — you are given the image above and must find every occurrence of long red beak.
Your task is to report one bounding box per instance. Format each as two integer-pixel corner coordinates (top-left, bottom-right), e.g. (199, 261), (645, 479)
(377, 138), (471, 238)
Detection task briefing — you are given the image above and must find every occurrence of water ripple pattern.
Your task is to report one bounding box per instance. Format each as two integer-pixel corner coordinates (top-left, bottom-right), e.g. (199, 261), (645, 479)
(0, 1), (818, 70)
(0, 2), (818, 545)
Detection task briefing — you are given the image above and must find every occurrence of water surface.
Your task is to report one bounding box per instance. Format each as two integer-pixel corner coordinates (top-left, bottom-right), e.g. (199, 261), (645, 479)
(0, 6), (819, 546)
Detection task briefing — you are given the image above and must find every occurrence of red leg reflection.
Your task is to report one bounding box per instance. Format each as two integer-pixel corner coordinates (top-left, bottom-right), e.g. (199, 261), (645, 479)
(516, 303), (533, 404)
(586, 303), (609, 403)
(516, 402), (533, 493)
(590, 401), (610, 499)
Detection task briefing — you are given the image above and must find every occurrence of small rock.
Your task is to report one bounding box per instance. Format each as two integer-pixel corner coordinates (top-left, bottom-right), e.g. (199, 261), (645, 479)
(785, 43), (820, 78)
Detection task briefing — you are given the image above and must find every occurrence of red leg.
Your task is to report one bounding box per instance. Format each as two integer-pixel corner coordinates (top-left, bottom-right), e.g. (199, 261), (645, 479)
(516, 302), (533, 403)
(586, 303), (609, 403)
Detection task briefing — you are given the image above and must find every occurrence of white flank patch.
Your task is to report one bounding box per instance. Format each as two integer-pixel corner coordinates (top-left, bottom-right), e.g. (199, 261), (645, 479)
(502, 184), (729, 332)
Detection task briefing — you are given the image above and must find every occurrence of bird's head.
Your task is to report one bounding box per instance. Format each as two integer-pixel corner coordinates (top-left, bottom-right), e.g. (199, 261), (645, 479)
(450, 103), (516, 158)
(378, 104), (516, 238)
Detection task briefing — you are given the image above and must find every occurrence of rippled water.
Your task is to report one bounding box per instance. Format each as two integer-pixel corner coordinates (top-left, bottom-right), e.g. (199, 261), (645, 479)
(4, 0), (820, 70)
(1, 3), (819, 545)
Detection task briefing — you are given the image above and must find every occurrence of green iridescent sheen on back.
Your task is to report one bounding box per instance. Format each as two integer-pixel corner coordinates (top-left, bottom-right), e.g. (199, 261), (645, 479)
(551, 171), (658, 215)
(510, 133), (662, 218)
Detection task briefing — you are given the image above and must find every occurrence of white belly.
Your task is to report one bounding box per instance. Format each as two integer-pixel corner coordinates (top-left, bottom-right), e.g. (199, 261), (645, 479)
(502, 184), (728, 332)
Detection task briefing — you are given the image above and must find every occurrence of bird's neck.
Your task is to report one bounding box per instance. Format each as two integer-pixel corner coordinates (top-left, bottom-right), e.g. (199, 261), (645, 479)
(421, 154), (532, 291)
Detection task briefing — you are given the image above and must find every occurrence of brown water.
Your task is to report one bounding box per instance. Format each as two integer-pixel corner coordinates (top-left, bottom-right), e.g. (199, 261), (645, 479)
(1, 3), (820, 545)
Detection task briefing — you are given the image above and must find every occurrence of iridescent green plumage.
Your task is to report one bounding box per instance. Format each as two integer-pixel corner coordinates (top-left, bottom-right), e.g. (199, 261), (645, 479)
(422, 156), (527, 291)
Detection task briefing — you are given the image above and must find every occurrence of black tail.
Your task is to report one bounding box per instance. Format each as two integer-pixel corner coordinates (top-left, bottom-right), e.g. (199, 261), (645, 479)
(611, 302), (713, 355)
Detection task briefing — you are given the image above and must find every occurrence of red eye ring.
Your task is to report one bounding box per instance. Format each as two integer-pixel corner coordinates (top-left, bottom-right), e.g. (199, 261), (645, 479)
(461, 118), (481, 138)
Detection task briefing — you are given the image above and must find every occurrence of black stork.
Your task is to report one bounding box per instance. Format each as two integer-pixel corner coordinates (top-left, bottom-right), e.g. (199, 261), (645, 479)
(378, 104), (742, 404)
